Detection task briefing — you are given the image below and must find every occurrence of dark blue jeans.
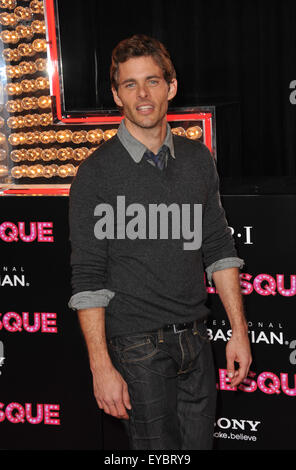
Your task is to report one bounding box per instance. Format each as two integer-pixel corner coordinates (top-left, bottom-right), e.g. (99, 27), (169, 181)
(107, 319), (217, 450)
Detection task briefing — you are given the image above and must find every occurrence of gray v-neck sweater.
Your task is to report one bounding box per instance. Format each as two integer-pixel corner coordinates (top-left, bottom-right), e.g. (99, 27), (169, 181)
(69, 134), (239, 338)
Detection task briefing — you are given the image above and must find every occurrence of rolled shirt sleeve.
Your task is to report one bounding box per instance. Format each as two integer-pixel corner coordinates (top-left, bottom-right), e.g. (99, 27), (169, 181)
(68, 289), (115, 310)
(205, 256), (245, 286)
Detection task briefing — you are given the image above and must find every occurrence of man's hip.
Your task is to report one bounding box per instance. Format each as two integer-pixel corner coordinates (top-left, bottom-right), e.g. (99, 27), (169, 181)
(107, 318), (217, 450)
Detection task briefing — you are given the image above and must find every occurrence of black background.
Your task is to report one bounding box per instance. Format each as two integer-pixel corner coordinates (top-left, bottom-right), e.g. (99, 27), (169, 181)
(0, 0), (296, 451)
(0, 195), (295, 449)
(55, 0), (296, 186)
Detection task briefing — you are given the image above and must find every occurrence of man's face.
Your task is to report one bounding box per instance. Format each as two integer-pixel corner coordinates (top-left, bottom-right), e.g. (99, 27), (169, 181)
(112, 55), (177, 130)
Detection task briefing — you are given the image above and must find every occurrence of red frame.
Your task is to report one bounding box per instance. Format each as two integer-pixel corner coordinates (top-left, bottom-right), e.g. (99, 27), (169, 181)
(3, 187), (69, 195)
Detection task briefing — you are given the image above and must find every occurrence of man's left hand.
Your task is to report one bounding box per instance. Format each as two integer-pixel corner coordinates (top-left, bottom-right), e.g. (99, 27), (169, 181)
(225, 331), (252, 388)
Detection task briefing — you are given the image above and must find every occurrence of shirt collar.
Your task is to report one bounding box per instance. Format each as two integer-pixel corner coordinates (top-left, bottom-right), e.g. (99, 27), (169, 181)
(116, 119), (175, 163)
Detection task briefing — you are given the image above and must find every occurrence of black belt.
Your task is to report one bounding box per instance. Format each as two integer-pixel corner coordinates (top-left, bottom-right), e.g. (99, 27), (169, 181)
(161, 318), (205, 334)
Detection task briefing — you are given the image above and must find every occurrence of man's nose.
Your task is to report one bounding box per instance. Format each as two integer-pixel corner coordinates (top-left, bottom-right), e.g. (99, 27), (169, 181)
(137, 83), (149, 98)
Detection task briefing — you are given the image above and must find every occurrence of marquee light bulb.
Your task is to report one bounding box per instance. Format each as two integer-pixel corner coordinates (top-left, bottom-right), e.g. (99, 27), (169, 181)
(103, 129), (117, 141)
(171, 127), (185, 136)
(185, 126), (203, 140)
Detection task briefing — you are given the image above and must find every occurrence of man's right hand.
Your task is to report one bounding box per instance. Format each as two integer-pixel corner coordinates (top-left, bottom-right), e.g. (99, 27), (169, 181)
(92, 364), (132, 420)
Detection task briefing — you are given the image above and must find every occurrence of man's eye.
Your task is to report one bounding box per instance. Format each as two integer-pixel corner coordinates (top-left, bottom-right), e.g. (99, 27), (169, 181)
(125, 83), (135, 88)
(149, 80), (158, 85)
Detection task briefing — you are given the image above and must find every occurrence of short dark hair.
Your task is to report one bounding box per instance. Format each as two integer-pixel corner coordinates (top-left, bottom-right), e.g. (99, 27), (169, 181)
(110, 34), (176, 90)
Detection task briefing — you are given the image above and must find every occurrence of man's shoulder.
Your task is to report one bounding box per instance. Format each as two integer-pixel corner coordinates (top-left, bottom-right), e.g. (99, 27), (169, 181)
(75, 135), (129, 178)
(82, 135), (124, 167)
(173, 134), (214, 171)
(70, 136), (128, 194)
(173, 134), (210, 154)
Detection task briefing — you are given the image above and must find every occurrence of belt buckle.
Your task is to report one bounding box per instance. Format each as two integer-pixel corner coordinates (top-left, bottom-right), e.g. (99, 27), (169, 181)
(173, 324), (187, 334)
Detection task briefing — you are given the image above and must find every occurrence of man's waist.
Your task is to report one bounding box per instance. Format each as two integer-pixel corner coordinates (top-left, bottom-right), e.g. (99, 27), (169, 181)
(161, 317), (207, 334)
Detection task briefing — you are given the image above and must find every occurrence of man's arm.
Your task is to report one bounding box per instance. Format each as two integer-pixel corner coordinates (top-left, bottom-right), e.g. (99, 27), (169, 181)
(212, 267), (252, 387)
(68, 159), (131, 420)
(198, 143), (252, 386)
(78, 307), (132, 420)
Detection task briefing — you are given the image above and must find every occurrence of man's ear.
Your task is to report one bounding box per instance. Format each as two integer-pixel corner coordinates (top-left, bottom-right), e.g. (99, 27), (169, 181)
(168, 78), (178, 101)
(112, 87), (123, 107)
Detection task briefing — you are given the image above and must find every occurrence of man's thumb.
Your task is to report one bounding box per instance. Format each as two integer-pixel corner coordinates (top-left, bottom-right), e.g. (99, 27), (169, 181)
(227, 356), (235, 379)
(123, 385), (132, 410)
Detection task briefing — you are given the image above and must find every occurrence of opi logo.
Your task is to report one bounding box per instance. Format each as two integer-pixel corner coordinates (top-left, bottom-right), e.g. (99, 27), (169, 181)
(94, 196), (202, 250)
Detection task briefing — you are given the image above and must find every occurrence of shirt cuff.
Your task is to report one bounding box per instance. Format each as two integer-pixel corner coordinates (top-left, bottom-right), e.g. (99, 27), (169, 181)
(68, 289), (115, 310)
(205, 257), (245, 286)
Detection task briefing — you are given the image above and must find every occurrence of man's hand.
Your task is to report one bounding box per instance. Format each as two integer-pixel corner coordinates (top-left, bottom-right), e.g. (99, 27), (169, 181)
(77, 307), (132, 420)
(212, 267), (252, 388)
(92, 364), (132, 420)
(226, 331), (252, 387)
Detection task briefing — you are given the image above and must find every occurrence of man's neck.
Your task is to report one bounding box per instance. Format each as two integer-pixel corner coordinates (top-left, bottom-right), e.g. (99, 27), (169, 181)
(124, 117), (167, 154)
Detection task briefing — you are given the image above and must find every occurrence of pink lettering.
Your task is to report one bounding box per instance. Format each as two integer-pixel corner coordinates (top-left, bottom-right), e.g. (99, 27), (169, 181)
(218, 369), (237, 391)
(41, 313), (57, 333)
(0, 403), (61, 425)
(44, 404), (60, 425)
(0, 222), (54, 242)
(238, 370), (257, 392)
(208, 273), (296, 297)
(18, 222), (37, 242)
(0, 222), (18, 242)
(277, 275), (296, 297)
(0, 311), (58, 333)
(37, 222), (54, 242)
(22, 312), (41, 333)
(25, 403), (44, 424)
(281, 373), (296, 396)
(257, 372), (281, 394)
(253, 274), (277, 296)
(0, 403), (5, 422)
(239, 273), (253, 295)
(2, 312), (22, 332)
(6, 402), (25, 423)
(218, 369), (296, 396)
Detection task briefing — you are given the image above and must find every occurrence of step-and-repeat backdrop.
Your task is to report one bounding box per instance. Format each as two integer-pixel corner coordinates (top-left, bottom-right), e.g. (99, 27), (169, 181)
(0, 194), (295, 450)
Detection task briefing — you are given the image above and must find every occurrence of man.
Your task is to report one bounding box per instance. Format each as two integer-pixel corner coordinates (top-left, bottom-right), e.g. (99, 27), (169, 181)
(68, 35), (252, 450)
